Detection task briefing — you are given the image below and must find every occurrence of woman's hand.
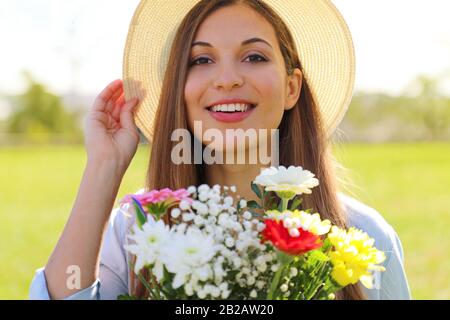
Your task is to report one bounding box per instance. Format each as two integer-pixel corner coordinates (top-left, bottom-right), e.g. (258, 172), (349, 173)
(84, 79), (140, 172)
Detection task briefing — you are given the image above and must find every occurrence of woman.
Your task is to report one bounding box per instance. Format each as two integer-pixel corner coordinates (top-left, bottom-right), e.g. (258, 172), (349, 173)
(29, 0), (411, 300)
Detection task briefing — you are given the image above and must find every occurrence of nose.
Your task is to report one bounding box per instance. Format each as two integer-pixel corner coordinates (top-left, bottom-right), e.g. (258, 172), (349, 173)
(213, 62), (244, 90)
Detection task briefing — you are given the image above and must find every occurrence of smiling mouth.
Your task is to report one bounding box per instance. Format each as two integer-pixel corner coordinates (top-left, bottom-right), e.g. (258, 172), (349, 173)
(206, 103), (257, 113)
(205, 103), (256, 123)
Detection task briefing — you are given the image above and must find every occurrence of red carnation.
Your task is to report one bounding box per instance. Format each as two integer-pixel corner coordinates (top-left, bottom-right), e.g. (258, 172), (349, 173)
(261, 219), (322, 255)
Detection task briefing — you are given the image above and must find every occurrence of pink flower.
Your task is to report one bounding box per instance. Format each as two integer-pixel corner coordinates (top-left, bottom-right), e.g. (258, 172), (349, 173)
(120, 188), (192, 206)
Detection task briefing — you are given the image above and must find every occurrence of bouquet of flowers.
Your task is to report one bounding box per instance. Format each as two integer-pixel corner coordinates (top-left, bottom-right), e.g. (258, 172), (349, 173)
(118, 166), (386, 300)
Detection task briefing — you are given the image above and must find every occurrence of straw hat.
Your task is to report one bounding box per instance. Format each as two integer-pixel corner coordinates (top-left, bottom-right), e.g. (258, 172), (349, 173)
(123, 0), (355, 143)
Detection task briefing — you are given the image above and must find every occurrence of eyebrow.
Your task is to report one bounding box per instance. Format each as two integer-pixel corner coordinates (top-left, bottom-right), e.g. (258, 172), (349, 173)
(191, 37), (273, 49)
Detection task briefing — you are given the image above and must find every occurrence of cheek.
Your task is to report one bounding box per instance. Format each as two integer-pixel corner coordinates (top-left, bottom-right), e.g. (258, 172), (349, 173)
(253, 72), (286, 128)
(184, 74), (205, 131)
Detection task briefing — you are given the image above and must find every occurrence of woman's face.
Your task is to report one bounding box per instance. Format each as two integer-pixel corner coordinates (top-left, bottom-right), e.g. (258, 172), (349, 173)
(184, 4), (302, 153)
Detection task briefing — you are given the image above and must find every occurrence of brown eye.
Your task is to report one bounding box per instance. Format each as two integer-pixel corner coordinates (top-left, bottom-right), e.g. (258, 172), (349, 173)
(190, 54), (268, 67)
(244, 54), (268, 63)
(190, 57), (212, 66)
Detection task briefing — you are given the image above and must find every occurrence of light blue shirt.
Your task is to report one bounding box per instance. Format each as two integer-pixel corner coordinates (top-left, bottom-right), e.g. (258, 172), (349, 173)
(29, 192), (411, 300)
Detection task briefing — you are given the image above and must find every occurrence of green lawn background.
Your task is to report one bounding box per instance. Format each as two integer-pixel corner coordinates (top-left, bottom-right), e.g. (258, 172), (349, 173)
(0, 143), (449, 299)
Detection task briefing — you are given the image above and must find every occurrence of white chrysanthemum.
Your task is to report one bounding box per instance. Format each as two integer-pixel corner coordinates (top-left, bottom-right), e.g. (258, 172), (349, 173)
(163, 228), (219, 289)
(253, 165), (319, 197)
(124, 218), (171, 279)
(184, 282), (194, 296)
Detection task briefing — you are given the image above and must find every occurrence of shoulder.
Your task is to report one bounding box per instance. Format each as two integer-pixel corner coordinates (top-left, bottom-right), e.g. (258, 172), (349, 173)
(337, 192), (402, 259)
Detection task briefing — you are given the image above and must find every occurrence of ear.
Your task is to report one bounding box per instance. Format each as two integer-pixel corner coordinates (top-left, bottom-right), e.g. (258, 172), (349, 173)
(284, 68), (303, 111)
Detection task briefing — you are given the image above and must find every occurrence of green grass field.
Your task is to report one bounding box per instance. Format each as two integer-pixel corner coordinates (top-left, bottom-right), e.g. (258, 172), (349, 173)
(0, 143), (449, 299)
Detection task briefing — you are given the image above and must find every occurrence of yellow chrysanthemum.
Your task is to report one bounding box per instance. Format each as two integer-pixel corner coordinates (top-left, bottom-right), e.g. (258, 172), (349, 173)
(265, 210), (331, 236)
(328, 226), (386, 289)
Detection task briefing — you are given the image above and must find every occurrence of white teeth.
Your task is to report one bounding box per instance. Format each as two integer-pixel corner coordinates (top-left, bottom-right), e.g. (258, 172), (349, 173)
(210, 103), (252, 112)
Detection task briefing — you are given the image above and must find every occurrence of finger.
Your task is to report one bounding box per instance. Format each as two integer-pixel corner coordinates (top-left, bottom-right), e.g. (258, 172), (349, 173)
(105, 86), (124, 114)
(112, 93), (126, 122)
(92, 79), (123, 112)
(120, 98), (140, 132)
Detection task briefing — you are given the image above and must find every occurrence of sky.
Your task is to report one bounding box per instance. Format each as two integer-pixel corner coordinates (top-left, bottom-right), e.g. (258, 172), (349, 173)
(1, 0), (450, 99)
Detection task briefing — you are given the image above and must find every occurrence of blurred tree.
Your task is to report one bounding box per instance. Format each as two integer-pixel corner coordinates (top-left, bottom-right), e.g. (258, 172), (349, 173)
(338, 74), (450, 142)
(409, 75), (450, 140)
(6, 72), (83, 144)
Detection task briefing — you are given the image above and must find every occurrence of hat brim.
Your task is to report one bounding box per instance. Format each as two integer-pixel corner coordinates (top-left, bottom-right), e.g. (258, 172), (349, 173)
(123, 0), (355, 143)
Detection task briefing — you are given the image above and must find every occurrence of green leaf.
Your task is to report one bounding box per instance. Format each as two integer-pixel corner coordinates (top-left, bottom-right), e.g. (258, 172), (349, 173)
(278, 201), (283, 211)
(251, 182), (262, 199)
(308, 250), (330, 263)
(322, 237), (333, 251)
(248, 210), (263, 218)
(277, 251), (295, 265)
(268, 199), (279, 210)
(247, 200), (261, 209)
(289, 197), (303, 210)
(132, 198), (147, 228)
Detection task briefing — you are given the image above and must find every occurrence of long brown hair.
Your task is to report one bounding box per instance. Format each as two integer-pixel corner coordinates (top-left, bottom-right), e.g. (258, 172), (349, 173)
(131, 0), (366, 300)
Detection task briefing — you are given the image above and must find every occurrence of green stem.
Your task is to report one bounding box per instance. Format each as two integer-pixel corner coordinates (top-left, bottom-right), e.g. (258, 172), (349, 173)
(267, 267), (284, 300)
(305, 261), (329, 300)
(281, 198), (288, 211)
(137, 272), (157, 300)
(148, 273), (162, 300)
